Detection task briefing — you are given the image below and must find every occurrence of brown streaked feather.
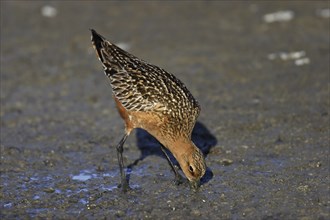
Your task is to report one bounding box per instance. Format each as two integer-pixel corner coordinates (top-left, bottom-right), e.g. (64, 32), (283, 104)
(91, 29), (200, 135)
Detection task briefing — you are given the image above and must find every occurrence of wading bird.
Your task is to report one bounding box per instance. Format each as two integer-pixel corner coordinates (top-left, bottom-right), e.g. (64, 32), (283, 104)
(90, 29), (206, 192)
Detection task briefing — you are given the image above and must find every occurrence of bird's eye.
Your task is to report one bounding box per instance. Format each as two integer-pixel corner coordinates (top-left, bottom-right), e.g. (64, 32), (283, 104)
(189, 165), (194, 173)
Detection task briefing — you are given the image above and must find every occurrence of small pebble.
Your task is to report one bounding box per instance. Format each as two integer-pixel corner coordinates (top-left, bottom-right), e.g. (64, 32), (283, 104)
(263, 10), (294, 23)
(220, 159), (233, 166)
(22, 177), (30, 182)
(87, 203), (97, 210)
(43, 187), (55, 193)
(294, 58), (310, 66)
(41, 5), (57, 18)
(316, 8), (330, 18)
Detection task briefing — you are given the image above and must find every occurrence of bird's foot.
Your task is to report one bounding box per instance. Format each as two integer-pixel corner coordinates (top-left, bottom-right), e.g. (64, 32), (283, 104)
(118, 179), (131, 192)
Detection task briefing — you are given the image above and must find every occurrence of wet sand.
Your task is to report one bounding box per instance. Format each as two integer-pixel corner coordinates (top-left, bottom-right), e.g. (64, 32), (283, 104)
(1, 1), (329, 219)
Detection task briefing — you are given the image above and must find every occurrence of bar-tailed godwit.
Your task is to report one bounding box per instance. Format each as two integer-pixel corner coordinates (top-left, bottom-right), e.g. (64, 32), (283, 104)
(90, 29), (206, 191)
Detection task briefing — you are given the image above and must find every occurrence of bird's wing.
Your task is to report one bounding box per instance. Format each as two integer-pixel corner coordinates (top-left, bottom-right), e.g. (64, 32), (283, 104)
(91, 29), (200, 123)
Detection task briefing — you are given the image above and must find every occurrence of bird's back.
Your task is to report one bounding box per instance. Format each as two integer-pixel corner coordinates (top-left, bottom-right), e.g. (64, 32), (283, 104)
(91, 30), (200, 134)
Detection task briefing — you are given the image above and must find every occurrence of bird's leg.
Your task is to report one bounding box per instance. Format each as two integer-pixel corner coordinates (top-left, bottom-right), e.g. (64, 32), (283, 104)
(116, 133), (129, 192)
(161, 145), (185, 185)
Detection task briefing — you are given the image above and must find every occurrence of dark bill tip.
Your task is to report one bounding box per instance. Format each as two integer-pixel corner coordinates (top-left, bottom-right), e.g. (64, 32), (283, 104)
(189, 179), (201, 191)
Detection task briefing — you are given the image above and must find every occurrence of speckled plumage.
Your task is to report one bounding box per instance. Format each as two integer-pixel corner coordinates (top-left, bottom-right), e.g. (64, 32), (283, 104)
(91, 30), (200, 136)
(90, 29), (206, 191)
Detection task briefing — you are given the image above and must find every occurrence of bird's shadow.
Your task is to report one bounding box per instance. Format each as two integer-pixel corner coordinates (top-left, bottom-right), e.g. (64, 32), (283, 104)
(126, 121), (216, 185)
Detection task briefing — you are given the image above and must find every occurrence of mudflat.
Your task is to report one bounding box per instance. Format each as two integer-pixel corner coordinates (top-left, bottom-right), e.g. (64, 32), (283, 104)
(1, 1), (329, 219)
